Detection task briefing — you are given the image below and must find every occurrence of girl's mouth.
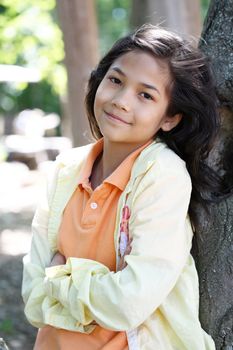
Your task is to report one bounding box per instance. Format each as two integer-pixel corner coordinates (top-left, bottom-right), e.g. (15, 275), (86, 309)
(104, 111), (131, 125)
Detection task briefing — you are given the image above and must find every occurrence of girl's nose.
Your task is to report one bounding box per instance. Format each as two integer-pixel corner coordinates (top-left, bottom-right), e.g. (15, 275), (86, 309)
(111, 90), (131, 112)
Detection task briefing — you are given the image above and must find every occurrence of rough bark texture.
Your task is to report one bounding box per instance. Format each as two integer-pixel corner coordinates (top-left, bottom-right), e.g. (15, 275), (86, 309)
(199, 0), (233, 110)
(56, 0), (99, 146)
(192, 199), (233, 350)
(199, 0), (233, 186)
(192, 1), (233, 349)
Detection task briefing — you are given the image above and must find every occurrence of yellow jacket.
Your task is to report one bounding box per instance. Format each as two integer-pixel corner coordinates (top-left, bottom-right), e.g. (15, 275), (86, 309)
(22, 140), (215, 350)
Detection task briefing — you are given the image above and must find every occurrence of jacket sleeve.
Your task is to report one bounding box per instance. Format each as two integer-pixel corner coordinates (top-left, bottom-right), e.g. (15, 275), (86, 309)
(41, 156), (193, 332)
(21, 160), (59, 328)
(22, 200), (53, 328)
(22, 157), (96, 333)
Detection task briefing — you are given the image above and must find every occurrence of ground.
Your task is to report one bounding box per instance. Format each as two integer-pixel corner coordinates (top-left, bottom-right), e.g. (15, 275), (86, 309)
(0, 162), (51, 350)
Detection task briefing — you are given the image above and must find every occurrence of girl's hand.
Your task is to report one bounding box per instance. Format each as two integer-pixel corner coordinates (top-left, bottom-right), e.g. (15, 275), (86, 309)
(117, 237), (133, 271)
(50, 252), (66, 267)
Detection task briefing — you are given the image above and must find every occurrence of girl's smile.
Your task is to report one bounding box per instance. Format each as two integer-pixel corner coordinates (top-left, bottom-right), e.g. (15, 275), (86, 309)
(94, 50), (181, 150)
(104, 110), (132, 125)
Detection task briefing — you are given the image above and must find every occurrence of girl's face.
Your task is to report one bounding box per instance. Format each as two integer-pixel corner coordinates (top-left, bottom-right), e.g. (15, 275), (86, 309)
(94, 50), (181, 148)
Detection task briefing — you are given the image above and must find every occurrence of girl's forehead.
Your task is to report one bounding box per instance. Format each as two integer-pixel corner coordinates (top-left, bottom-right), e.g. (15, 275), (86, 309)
(110, 51), (169, 73)
(108, 51), (171, 88)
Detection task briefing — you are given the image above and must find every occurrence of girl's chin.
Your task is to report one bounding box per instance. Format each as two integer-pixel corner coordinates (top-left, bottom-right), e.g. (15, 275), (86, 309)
(99, 127), (128, 141)
(102, 135), (128, 143)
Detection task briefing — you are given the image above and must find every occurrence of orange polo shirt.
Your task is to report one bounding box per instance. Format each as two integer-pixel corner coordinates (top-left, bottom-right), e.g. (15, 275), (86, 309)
(34, 139), (151, 350)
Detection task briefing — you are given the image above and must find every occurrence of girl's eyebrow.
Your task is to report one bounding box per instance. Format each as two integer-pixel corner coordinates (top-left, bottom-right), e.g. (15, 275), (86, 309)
(110, 66), (160, 95)
(141, 82), (160, 95)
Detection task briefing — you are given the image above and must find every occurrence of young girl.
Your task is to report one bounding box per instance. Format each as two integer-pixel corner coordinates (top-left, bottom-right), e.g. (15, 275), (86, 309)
(22, 24), (219, 349)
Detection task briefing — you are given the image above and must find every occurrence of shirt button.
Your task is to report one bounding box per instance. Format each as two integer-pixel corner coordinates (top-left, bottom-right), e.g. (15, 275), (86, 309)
(90, 202), (98, 209)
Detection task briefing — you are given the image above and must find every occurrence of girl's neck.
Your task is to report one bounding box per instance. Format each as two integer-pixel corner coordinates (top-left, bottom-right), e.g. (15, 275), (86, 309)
(102, 139), (143, 179)
(91, 139), (145, 189)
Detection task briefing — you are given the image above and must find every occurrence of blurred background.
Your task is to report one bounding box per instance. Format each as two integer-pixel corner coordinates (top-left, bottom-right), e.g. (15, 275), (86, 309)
(0, 0), (210, 348)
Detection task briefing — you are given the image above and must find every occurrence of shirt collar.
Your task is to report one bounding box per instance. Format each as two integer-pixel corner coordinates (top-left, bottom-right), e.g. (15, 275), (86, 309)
(78, 138), (152, 191)
(78, 138), (103, 188)
(104, 140), (152, 191)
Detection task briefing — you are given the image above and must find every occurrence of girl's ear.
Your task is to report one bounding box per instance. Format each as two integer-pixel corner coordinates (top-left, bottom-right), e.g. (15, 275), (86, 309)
(161, 113), (182, 132)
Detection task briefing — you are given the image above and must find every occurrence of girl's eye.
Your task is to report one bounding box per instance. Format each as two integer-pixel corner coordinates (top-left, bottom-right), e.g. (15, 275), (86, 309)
(140, 92), (153, 100)
(109, 76), (121, 85)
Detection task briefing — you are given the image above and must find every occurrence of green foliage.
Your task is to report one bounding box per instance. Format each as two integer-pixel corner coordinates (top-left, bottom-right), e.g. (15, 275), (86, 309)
(0, 0), (65, 116)
(0, 0), (64, 74)
(96, 0), (131, 54)
(201, 0), (211, 20)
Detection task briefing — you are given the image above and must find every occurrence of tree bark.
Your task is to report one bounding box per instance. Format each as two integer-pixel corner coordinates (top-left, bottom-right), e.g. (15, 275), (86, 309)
(56, 0), (99, 146)
(131, 0), (202, 40)
(192, 1), (233, 349)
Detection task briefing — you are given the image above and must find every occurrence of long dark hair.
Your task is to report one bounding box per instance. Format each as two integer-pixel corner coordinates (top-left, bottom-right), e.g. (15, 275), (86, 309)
(85, 24), (222, 228)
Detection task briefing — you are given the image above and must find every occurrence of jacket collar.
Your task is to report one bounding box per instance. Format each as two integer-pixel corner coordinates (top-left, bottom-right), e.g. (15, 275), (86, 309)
(129, 139), (163, 179)
(57, 138), (164, 187)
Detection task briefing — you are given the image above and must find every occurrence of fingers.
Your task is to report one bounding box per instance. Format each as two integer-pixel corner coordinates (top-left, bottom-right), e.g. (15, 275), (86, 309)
(50, 252), (66, 267)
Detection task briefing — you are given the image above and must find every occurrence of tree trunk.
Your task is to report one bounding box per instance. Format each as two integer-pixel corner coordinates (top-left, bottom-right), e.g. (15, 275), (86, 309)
(192, 1), (233, 349)
(131, 0), (202, 39)
(56, 0), (99, 146)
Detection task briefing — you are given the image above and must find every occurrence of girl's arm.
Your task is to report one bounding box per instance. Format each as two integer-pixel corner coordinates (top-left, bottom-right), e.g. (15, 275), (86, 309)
(22, 197), (53, 328)
(38, 157), (193, 332)
(21, 159), (61, 329)
(22, 156), (99, 333)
